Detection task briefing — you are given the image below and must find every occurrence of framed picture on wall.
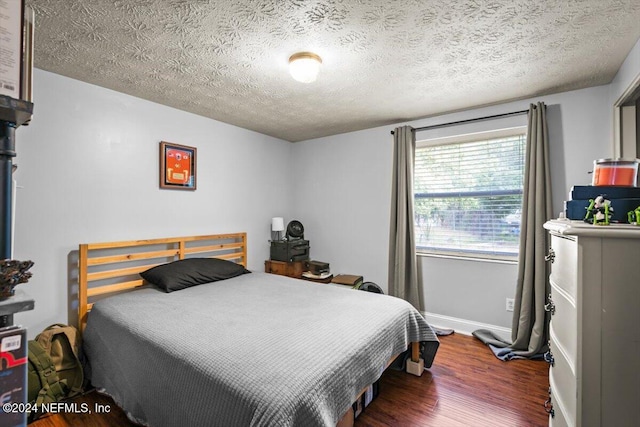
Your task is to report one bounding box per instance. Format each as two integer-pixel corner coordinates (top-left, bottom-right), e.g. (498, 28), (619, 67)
(159, 141), (197, 190)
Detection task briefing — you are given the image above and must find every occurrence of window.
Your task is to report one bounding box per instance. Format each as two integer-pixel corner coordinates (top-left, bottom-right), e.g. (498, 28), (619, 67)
(414, 127), (526, 260)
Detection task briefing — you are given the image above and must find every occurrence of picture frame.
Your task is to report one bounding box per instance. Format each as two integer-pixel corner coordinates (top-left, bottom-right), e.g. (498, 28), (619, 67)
(159, 141), (197, 190)
(0, 0), (24, 100)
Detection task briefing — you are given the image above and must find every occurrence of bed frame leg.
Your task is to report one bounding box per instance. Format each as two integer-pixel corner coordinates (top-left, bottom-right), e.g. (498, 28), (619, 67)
(406, 342), (424, 377)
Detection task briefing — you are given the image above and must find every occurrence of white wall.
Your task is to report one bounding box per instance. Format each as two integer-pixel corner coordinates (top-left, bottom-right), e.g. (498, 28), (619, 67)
(609, 38), (640, 158)
(292, 84), (612, 335)
(610, 37), (640, 107)
(13, 69), (292, 335)
(288, 126), (393, 289)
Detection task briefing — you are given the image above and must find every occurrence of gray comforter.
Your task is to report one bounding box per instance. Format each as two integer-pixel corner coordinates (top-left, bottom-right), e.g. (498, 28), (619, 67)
(84, 272), (438, 427)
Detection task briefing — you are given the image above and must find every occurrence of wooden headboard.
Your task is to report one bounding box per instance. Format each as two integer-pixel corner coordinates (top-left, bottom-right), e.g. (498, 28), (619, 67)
(78, 232), (247, 331)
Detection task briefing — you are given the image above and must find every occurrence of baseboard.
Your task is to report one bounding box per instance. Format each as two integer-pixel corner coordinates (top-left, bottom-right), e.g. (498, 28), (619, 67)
(421, 311), (511, 342)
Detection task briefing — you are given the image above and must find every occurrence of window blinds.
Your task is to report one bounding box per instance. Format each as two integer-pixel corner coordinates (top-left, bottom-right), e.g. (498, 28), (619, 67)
(414, 133), (526, 258)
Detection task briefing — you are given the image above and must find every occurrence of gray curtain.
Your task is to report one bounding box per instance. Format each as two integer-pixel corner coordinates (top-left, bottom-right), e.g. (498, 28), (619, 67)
(388, 125), (423, 311)
(473, 102), (552, 359)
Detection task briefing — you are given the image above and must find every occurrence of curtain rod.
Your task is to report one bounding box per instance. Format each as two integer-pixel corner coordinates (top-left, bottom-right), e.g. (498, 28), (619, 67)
(390, 109), (529, 135)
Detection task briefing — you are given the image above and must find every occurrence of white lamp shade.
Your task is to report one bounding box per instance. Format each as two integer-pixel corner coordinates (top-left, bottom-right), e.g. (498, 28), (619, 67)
(289, 52), (322, 83)
(271, 217), (285, 232)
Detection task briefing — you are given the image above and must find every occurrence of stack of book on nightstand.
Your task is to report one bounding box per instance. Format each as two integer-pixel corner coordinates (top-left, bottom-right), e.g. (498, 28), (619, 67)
(302, 260), (332, 282)
(301, 271), (332, 280)
(331, 274), (364, 289)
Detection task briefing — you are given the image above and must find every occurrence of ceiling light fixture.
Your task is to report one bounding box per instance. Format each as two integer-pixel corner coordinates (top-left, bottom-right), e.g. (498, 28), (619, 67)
(288, 52), (322, 83)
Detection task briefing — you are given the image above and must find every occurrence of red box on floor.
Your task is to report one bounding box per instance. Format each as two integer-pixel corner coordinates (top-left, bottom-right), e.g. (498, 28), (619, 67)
(0, 326), (28, 427)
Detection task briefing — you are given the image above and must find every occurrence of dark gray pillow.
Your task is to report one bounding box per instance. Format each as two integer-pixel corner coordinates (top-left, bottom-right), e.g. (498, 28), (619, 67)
(140, 257), (250, 293)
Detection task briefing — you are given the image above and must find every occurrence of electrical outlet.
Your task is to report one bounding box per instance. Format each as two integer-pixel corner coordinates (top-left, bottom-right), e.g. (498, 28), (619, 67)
(506, 298), (515, 312)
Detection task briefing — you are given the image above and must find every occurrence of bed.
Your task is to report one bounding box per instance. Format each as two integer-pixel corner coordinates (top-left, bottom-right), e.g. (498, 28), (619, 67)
(79, 233), (439, 427)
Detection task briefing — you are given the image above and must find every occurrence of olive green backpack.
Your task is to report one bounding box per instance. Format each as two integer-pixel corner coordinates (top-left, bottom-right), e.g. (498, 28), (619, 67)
(27, 324), (85, 419)
(27, 340), (67, 419)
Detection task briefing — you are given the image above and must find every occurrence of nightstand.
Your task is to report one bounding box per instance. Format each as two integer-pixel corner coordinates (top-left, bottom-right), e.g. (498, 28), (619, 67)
(331, 274), (363, 288)
(264, 260), (305, 278)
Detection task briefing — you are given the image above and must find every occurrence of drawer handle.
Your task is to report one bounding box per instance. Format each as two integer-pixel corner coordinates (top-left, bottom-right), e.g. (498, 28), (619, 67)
(544, 351), (555, 366)
(544, 398), (555, 418)
(544, 248), (555, 263)
(544, 294), (555, 315)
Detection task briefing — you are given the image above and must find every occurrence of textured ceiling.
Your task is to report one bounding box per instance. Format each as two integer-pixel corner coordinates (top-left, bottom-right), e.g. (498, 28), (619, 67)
(27, 0), (640, 142)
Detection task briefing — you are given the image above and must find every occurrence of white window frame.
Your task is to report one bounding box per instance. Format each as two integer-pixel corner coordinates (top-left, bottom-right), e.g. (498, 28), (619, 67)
(415, 126), (527, 262)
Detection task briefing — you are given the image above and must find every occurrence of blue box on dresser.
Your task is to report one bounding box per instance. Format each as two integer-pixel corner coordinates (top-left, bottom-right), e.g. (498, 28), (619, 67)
(565, 198), (640, 221)
(570, 185), (640, 200)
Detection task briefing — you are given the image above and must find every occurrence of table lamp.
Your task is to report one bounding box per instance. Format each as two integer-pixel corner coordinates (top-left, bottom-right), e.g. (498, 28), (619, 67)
(271, 217), (285, 241)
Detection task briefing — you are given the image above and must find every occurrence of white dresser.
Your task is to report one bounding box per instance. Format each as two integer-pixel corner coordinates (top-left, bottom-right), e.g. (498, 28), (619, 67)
(543, 220), (640, 427)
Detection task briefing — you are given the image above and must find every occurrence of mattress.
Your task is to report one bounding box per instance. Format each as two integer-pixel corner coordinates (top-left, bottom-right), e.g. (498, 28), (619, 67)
(83, 272), (439, 427)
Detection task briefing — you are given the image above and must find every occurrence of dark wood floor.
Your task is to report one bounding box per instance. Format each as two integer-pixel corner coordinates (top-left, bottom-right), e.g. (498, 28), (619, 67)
(355, 333), (549, 427)
(30, 333), (549, 427)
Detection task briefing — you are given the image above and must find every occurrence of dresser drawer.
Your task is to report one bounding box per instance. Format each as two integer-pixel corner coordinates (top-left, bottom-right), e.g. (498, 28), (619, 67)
(549, 335), (576, 426)
(549, 234), (577, 299)
(549, 282), (577, 364)
(548, 382), (570, 427)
